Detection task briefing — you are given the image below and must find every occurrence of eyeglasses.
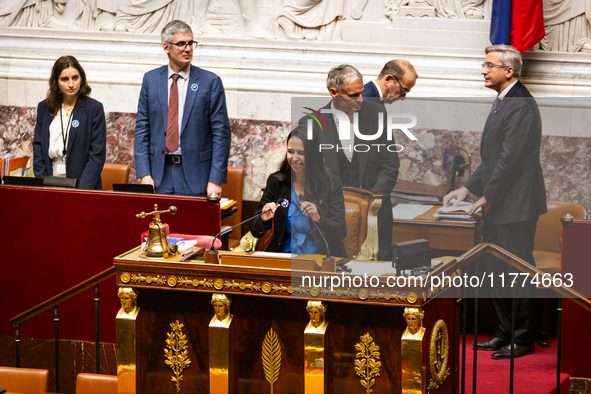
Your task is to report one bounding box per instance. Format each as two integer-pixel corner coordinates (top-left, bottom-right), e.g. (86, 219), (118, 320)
(481, 62), (507, 72)
(393, 75), (410, 95)
(168, 40), (198, 50)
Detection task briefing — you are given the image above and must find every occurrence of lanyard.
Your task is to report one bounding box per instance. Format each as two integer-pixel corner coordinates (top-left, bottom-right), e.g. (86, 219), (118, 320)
(59, 104), (75, 159)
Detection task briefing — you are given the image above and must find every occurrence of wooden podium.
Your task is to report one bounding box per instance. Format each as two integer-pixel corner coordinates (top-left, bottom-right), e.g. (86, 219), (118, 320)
(114, 249), (460, 394)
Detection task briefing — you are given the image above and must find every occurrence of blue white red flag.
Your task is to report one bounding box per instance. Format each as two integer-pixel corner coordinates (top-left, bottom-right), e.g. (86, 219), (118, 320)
(490, 0), (545, 52)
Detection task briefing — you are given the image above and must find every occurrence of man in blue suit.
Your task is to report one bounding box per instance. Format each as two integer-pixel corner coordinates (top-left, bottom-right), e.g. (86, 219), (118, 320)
(362, 59), (417, 104)
(134, 20), (231, 196)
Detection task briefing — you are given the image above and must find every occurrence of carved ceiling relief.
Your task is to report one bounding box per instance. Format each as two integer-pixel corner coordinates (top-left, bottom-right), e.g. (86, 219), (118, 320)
(0, 0), (589, 50)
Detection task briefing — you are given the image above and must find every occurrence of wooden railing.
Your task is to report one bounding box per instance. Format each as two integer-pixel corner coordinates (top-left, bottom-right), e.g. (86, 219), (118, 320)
(10, 266), (116, 392)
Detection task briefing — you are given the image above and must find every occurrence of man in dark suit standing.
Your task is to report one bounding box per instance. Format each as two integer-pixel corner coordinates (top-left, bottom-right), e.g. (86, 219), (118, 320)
(300, 64), (400, 261)
(135, 20), (231, 196)
(362, 59), (417, 103)
(444, 45), (547, 359)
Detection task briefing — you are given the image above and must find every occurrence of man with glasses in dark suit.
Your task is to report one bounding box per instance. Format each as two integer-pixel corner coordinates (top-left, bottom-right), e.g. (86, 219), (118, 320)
(444, 44), (546, 359)
(362, 59), (418, 103)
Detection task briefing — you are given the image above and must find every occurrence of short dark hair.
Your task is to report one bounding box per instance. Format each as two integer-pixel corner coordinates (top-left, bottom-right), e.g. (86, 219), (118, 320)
(46, 56), (91, 119)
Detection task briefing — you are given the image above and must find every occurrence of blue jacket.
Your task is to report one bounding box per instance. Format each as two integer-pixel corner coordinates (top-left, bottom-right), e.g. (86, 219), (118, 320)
(32, 97), (106, 189)
(362, 81), (380, 98)
(134, 64), (231, 195)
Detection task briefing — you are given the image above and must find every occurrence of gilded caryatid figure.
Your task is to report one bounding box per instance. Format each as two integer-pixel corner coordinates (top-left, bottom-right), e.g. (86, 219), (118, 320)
(117, 287), (139, 318)
(210, 293), (233, 327)
(305, 300), (328, 334)
(402, 307), (425, 339)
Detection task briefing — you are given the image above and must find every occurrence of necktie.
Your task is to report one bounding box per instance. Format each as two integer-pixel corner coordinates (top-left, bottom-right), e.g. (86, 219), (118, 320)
(165, 74), (180, 153)
(490, 97), (500, 114)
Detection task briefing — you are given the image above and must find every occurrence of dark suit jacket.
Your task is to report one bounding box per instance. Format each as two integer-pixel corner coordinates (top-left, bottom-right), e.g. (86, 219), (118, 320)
(464, 81), (547, 225)
(32, 97), (106, 189)
(299, 100), (400, 196)
(250, 174), (348, 258)
(134, 64), (231, 195)
(362, 81), (380, 98)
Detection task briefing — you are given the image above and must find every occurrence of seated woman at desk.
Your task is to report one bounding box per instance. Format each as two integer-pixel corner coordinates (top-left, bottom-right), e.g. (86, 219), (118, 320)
(33, 55), (106, 189)
(250, 125), (347, 257)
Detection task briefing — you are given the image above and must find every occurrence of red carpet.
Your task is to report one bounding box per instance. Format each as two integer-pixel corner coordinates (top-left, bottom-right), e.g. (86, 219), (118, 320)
(461, 337), (570, 394)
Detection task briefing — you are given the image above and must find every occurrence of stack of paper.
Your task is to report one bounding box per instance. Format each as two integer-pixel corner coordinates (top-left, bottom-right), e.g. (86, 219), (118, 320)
(434, 201), (477, 222)
(220, 198), (236, 210)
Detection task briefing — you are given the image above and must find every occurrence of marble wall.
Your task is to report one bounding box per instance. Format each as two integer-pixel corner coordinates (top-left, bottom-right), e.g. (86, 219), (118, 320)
(2, 104), (589, 216)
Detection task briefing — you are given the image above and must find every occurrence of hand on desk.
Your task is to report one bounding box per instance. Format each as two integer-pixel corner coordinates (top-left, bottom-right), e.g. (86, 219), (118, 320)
(467, 196), (491, 215)
(443, 186), (469, 207)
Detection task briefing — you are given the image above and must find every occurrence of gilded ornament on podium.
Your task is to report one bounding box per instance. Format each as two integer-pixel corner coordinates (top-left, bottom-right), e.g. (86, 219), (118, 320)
(354, 333), (381, 394)
(262, 328), (282, 393)
(164, 320), (191, 393)
(428, 319), (450, 390)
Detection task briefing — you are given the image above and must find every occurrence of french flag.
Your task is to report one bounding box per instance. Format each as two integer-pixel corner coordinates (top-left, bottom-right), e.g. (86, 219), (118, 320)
(490, 0), (545, 52)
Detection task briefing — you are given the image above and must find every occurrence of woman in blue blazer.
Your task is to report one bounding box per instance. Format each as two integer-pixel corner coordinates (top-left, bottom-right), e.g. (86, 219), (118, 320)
(33, 56), (106, 189)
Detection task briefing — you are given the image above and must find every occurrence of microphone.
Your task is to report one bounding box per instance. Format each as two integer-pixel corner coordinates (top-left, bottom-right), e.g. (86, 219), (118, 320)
(209, 199), (289, 251)
(298, 194), (336, 271)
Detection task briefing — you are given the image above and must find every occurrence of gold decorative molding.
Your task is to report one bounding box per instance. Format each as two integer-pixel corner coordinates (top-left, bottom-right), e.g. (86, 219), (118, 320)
(262, 328), (282, 394)
(224, 280), (262, 292)
(164, 320), (191, 393)
(130, 273), (167, 285)
(119, 271), (421, 305)
(354, 333), (381, 394)
(428, 319), (450, 391)
(177, 277), (214, 289)
(120, 272), (131, 283)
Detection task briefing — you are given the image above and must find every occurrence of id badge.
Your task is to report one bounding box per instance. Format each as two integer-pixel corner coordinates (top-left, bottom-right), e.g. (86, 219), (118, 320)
(56, 163), (66, 175)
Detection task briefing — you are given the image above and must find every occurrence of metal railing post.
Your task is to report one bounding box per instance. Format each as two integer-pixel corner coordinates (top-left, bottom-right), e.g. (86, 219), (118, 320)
(15, 326), (20, 368)
(95, 284), (100, 374)
(54, 306), (60, 393)
(556, 297), (563, 394)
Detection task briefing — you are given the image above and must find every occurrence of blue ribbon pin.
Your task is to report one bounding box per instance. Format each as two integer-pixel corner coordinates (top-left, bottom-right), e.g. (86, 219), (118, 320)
(72, 120), (80, 128)
(191, 83), (198, 91)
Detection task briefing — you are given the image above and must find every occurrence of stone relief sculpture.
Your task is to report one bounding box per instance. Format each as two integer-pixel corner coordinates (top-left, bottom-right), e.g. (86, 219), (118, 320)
(385, 0), (489, 19)
(0, 0), (68, 28)
(113, 0), (191, 33)
(194, 0), (273, 38)
(77, 0), (122, 31)
(539, 0), (591, 52)
(269, 0), (345, 41)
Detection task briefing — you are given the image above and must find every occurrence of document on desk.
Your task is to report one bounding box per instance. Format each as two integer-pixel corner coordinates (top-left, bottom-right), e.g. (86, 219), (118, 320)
(391, 203), (433, 220)
(346, 261), (396, 276)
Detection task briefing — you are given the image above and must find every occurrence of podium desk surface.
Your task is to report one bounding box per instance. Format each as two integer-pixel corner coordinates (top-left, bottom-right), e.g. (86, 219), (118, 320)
(392, 203), (483, 253)
(115, 248), (459, 308)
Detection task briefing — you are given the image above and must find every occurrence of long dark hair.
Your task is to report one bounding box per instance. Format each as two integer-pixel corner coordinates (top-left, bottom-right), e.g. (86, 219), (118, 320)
(273, 125), (332, 212)
(46, 56), (91, 118)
